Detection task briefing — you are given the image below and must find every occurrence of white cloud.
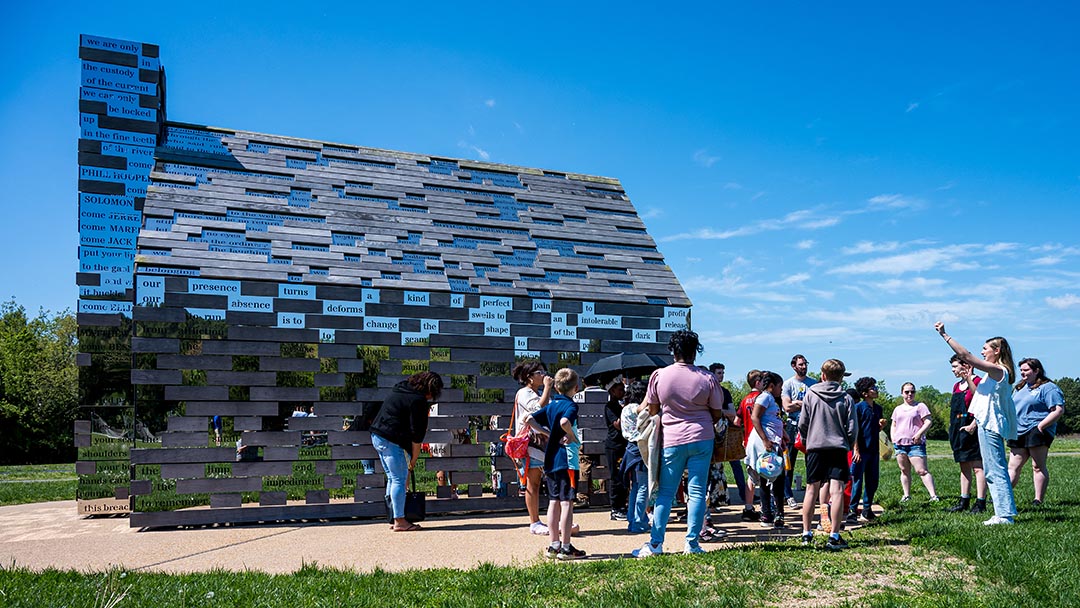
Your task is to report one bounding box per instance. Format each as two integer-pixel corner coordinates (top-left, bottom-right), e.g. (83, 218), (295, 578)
(1046, 294), (1080, 309)
(512, 121), (524, 134)
(868, 193), (925, 210)
(830, 245), (965, 275)
(806, 299), (1003, 329)
(723, 182), (743, 190)
(906, 102), (920, 113)
(692, 149), (721, 168)
(718, 326), (855, 345)
(876, 277), (947, 293)
(984, 242), (1019, 254)
(639, 207), (663, 219)
(843, 241), (900, 255)
(1032, 255), (1062, 266)
(936, 181), (956, 191)
(686, 257), (702, 263)
(484, 99), (496, 108)
(779, 273), (811, 286)
(795, 240), (816, 250)
(661, 206), (836, 242)
(457, 141), (490, 160)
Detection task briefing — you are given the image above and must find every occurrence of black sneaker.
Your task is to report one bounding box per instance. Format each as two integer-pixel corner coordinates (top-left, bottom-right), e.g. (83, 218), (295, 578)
(544, 544), (561, 559)
(773, 515), (785, 528)
(825, 536), (849, 551)
(845, 511), (860, 524)
(800, 532), (814, 546)
(759, 515), (774, 528)
(610, 510), (628, 521)
(740, 508), (760, 522)
(557, 544), (586, 560)
(1032, 499), (1044, 507)
(860, 509), (877, 522)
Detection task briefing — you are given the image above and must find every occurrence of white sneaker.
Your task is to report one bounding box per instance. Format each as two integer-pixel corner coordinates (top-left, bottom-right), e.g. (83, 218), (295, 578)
(786, 497), (799, 509)
(983, 516), (1014, 526)
(684, 542), (705, 554)
(632, 542), (663, 558)
(530, 521), (549, 535)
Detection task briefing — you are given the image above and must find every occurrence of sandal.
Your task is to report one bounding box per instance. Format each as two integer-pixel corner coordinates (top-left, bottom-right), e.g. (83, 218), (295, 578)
(392, 523), (422, 532)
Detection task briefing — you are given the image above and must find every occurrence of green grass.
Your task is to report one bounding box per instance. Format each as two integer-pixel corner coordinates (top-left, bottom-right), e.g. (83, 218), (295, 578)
(2, 458), (1079, 606)
(919, 434), (1080, 457)
(0, 463), (76, 506)
(0, 463), (76, 480)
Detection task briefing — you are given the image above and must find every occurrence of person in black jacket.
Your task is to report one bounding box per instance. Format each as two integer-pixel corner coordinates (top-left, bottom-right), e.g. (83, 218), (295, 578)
(369, 371), (443, 532)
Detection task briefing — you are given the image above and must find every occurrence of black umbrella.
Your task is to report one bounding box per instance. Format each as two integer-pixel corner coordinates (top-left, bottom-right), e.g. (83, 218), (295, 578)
(582, 352), (672, 385)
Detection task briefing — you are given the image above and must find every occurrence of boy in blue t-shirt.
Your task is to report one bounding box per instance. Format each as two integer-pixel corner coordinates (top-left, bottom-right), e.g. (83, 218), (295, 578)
(525, 367), (584, 561)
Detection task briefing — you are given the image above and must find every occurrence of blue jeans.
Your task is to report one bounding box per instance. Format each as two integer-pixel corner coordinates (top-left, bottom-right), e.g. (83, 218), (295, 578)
(979, 427), (1017, 520)
(727, 460), (748, 503)
(628, 467), (650, 533)
(849, 450), (880, 513)
(650, 438), (712, 549)
(372, 432), (410, 519)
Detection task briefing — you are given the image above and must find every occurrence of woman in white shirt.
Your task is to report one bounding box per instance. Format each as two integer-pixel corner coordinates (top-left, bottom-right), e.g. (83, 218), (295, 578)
(935, 322), (1018, 525)
(511, 361), (553, 535)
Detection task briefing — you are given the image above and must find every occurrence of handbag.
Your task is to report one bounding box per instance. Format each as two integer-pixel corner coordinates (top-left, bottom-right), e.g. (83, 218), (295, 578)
(712, 420), (746, 462)
(386, 472), (426, 523)
(879, 430), (894, 461)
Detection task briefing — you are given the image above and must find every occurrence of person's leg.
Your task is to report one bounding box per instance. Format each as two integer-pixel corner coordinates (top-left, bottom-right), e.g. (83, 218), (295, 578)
(911, 455), (938, 498)
(1029, 444), (1051, 502)
(607, 445), (628, 514)
(373, 434), (411, 528)
(863, 453), (880, 513)
(560, 501), (574, 546)
(684, 439), (712, 546)
(829, 479), (846, 533)
(1008, 448), (1028, 487)
(959, 461), (973, 497)
(630, 467), (649, 531)
(801, 481), (820, 533)
(772, 470), (787, 521)
(650, 442), (689, 549)
(979, 427), (1017, 520)
(759, 475), (775, 522)
(849, 457), (866, 515)
(728, 460), (747, 504)
(896, 452), (912, 498)
(973, 460), (987, 500)
(784, 428), (799, 500)
(547, 497), (561, 546)
(526, 465), (543, 524)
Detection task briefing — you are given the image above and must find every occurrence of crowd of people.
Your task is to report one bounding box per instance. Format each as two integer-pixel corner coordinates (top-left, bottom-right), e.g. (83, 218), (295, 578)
(368, 324), (1066, 559)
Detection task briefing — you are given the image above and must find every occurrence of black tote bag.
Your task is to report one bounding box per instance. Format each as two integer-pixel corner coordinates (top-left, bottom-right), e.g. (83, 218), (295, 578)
(386, 472), (426, 523)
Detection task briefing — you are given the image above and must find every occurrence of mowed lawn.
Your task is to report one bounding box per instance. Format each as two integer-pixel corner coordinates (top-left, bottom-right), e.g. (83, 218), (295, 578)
(2, 450), (1079, 607)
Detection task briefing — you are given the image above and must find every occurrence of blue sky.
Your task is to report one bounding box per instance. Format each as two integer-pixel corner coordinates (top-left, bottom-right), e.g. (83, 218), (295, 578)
(3, 2), (1078, 392)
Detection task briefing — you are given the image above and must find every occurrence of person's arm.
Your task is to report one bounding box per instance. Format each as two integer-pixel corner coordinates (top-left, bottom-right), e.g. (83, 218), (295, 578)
(560, 417), (579, 445)
(935, 322), (1004, 381)
(524, 413), (551, 437)
(781, 384), (802, 414)
(913, 408), (933, 444)
(410, 442), (422, 470)
(1037, 386), (1066, 432)
(751, 404), (774, 452)
(537, 376), (553, 408)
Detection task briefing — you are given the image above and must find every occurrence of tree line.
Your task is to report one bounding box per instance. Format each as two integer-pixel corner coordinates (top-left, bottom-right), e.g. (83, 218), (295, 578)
(726, 374), (1080, 442)
(0, 297), (1077, 463)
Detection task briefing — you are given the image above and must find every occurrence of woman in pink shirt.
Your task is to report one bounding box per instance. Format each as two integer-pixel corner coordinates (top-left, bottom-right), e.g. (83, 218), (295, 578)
(890, 382), (939, 503)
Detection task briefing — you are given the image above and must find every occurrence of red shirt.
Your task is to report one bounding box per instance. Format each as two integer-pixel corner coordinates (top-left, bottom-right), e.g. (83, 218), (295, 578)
(952, 376), (981, 411)
(739, 390), (761, 446)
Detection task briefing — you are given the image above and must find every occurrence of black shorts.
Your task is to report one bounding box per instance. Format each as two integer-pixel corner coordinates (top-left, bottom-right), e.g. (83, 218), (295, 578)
(1008, 427), (1055, 449)
(805, 449), (850, 484)
(949, 424), (981, 463)
(545, 469), (577, 502)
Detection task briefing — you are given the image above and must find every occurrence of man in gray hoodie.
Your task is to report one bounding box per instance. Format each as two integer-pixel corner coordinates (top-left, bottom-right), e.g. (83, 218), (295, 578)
(797, 358), (858, 550)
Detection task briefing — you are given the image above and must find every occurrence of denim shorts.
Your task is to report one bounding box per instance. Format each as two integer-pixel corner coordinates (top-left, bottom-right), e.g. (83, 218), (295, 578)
(516, 457), (544, 478)
(893, 443), (927, 458)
